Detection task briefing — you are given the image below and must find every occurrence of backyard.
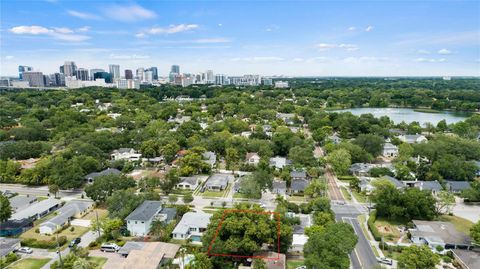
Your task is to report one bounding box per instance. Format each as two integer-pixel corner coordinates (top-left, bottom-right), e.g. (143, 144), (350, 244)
(6, 258), (51, 269)
(21, 224), (90, 242)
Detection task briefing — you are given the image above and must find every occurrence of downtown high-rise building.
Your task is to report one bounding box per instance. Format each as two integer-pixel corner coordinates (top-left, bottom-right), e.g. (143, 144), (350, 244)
(170, 65), (180, 74)
(53, 73), (65, 86)
(144, 70), (153, 84)
(136, 68), (145, 81)
(109, 64), (120, 80)
(215, 74), (227, 85)
(94, 72), (112, 83)
(125, 69), (133, 79)
(206, 70), (214, 84)
(60, 61), (77, 77)
(18, 65), (33, 80)
(89, 69), (104, 80)
(147, 67), (158, 80)
(169, 65), (180, 83)
(23, 71), (45, 87)
(76, 68), (89, 81)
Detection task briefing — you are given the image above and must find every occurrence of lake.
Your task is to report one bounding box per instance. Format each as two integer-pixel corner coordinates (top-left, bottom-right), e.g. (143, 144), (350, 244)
(330, 107), (470, 125)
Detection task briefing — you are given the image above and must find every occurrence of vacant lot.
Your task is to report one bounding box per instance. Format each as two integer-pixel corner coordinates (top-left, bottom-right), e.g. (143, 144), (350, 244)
(21, 225), (90, 242)
(374, 218), (402, 243)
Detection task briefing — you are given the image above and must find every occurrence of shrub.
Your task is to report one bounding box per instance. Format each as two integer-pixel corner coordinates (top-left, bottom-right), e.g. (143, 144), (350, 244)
(442, 256), (452, 263)
(368, 210), (382, 241)
(0, 252), (19, 268)
(21, 236), (67, 249)
(35, 228), (40, 233)
(70, 226), (75, 232)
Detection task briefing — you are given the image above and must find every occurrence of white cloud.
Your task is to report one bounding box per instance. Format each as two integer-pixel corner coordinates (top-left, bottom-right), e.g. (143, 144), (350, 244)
(414, 58), (447, 63)
(5, 55), (14, 60)
(194, 38), (231, 43)
(104, 4), (156, 22)
(138, 24), (199, 37)
(231, 57), (285, 63)
(218, 23), (223, 27)
(67, 10), (101, 20)
(344, 56), (389, 63)
(292, 58), (305, 62)
(365, 25), (374, 32)
(316, 43), (359, 51)
(109, 53), (150, 60)
(77, 26), (90, 32)
(306, 57), (330, 63)
(438, 48), (452, 55)
(348, 26), (356, 31)
(416, 49), (430, 54)
(9, 25), (90, 42)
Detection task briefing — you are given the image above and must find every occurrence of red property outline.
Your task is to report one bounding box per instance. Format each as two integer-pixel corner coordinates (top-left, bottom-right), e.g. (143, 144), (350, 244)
(206, 209), (281, 260)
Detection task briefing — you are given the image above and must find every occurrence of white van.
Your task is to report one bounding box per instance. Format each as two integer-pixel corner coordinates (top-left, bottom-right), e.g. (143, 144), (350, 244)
(100, 243), (120, 252)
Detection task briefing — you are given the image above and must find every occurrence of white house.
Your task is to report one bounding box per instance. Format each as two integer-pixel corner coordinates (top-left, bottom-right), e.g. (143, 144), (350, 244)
(382, 143), (399, 158)
(328, 133), (342, 145)
(245, 152), (261, 166)
(398, 134), (428, 144)
(172, 212), (212, 243)
(126, 201), (177, 237)
(176, 176), (201, 190)
(269, 156), (291, 170)
(111, 148), (142, 161)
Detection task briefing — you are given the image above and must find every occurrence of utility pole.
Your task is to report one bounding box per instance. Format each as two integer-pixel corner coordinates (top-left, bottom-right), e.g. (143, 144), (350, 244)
(56, 233), (64, 269)
(95, 210), (101, 238)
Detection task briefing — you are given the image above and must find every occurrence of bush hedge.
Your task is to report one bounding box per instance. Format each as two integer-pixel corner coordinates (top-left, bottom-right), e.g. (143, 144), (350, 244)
(0, 252), (19, 268)
(368, 210), (382, 241)
(21, 236), (67, 249)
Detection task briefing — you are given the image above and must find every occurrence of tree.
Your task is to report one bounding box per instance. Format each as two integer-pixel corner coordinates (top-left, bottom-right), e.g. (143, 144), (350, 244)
(470, 221), (480, 245)
(253, 258), (267, 269)
(48, 184), (59, 198)
(183, 193), (194, 204)
(288, 146), (316, 167)
(0, 194), (12, 222)
(305, 178), (326, 198)
(188, 253), (213, 269)
(225, 147), (239, 171)
(353, 134), (384, 157)
(435, 191), (455, 215)
(85, 174), (136, 202)
(397, 245), (440, 269)
(161, 168), (180, 195)
(92, 218), (123, 240)
(304, 223), (358, 269)
(168, 195), (178, 204)
(462, 181), (480, 202)
(106, 189), (144, 219)
(325, 149), (351, 176)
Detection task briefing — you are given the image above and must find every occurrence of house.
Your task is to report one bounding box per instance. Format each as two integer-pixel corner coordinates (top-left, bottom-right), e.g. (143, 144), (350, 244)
(252, 252), (286, 269)
(382, 143), (399, 158)
(233, 177), (245, 193)
(176, 176), (201, 190)
(205, 174), (233, 191)
(269, 156), (291, 170)
(202, 151), (217, 168)
(172, 212), (212, 242)
(474, 161), (480, 177)
(452, 249), (480, 269)
(389, 129), (407, 136)
(410, 220), (472, 251)
(246, 152), (261, 166)
(382, 176), (405, 189)
(359, 177), (375, 193)
(8, 195), (37, 213)
(276, 113), (296, 124)
(110, 148), (142, 161)
(0, 218), (33, 236)
(39, 200), (94, 234)
(272, 181), (287, 196)
(328, 133), (342, 145)
(84, 168), (121, 183)
(404, 180), (443, 195)
(0, 237), (21, 257)
(126, 201), (176, 236)
(349, 163), (375, 177)
(446, 181), (471, 194)
(119, 242), (180, 269)
(290, 179), (309, 194)
(10, 198), (61, 221)
(241, 131), (252, 138)
(290, 170), (308, 181)
(398, 134), (428, 144)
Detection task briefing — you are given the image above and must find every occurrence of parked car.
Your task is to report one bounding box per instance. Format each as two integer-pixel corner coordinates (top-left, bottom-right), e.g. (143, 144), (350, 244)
(295, 266), (306, 269)
(377, 257), (393, 265)
(69, 237), (81, 247)
(15, 247), (33, 254)
(100, 243), (120, 252)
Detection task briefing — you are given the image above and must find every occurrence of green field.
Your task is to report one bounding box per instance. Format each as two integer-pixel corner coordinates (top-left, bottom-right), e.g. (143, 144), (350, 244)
(437, 215), (474, 234)
(87, 256), (108, 269)
(7, 258), (51, 269)
(287, 259), (304, 269)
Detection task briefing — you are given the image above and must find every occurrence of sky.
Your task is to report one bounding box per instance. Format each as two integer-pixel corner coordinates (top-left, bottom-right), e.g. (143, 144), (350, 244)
(1, 0), (479, 77)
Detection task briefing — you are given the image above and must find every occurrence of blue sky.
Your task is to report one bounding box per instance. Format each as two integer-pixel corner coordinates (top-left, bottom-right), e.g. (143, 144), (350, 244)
(1, 0), (479, 77)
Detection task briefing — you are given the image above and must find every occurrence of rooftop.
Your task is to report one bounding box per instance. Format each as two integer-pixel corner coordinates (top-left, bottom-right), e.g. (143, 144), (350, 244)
(84, 168), (121, 180)
(291, 179), (309, 191)
(10, 198), (61, 220)
(172, 212), (212, 235)
(121, 242), (181, 269)
(411, 220), (471, 246)
(41, 200), (93, 227)
(126, 200), (162, 221)
(9, 195), (37, 212)
(205, 173), (232, 187)
(0, 237), (20, 257)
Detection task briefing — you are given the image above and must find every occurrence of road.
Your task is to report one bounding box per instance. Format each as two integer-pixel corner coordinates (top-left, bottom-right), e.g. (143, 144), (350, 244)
(325, 166), (344, 201)
(0, 183), (83, 199)
(343, 217), (379, 269)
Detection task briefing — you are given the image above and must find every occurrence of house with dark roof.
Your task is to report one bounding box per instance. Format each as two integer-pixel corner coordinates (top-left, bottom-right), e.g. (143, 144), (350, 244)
(272, 181), (287, 196)
(9, 195), (37, 213)
(349, 163), (375, 176)
(290, 170), (308, 181)
(290, 179), (309, 194)
(382, 176), (405, 189)
(84, 168), (121, 183)
(0, 237), (21, 257)
(10, 198), (61, 221)
(410, 220), (473, 251)
(176, 176), (201, 190)
(446, 181), (471, 194)
(404, 180), (443, 195)
(126, 201), (176, 236)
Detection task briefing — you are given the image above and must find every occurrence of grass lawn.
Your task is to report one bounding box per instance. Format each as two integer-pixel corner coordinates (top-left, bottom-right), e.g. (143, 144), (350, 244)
(287, 195), (308, 203)
(36, 196), (48, 202)
(81, 209), (108, 221)
(21, 225), (90, 241)
(201, 190), (225, 198)
(202, 209), (218, 214)
(87, 256), (108, 269)
(340, 187), (352, 201)
(233, 193), (250, 199)
(287, 259), (304, 269)
(351, 191), (367, 203)
(437, 215), (474, 234)
(7, 258), (51, 269)
(374, 217), (402, 243)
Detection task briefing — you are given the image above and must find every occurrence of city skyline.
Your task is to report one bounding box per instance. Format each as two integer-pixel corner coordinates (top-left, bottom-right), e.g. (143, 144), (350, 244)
(1, 0), (479, 77)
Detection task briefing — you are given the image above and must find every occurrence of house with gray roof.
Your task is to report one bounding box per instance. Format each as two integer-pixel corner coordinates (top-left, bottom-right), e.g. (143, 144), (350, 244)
(172, 212), (212, 243)
(382, 143), (399, 158)
(349, 163), (376, 177)
(398, 134), (428, 144)
(446, 181), (471, 193)
(9, 195), (37, 213)
(0, 237), (21, 257)
(39, 200), (94, 234)
(269, 156), (291, 170)
(272, 181), (287, 196)
(290, 179), (309, 194)
(176, 176), (201, 190)
(290, 170), (308, 181)
(126, 200), (177, 236)
(404, 180), (443, 195)
(382, 176), (405, 189)
(84, 168), (121, 183)
(202, 151), (217, 168)
(10, 198), (61, 221)
(410, 220), (472, 251)
(205, 173), (233, 191)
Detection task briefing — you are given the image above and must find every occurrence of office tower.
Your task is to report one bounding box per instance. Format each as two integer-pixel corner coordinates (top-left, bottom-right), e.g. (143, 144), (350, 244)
(53, 73), (65, 86)
(206, 70), (214, 83)
(18, 65), (33, 80)
(136, 68), (145, 81)
(215, 74), (227, 85)
(22, 71), (45, 87)
(170, 65), (180, 74)
(109, 64), (120, 80)
(60, 61), (77, 77)
(125, 69), (133, 79)
(144, 70), (153, 83)
(262, 78), (273, 86)
(94, 72), (112, 83)
(76, 68), (89, 81)
(117, 79), (140, 89)
(148, 67), (158, 80)
(89, 69), (104, 80)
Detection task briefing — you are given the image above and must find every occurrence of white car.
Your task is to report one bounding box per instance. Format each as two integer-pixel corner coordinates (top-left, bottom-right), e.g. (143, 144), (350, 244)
(377, 257), (393, 265)
(100, 243), (120, 252)
(15, 247), (33, 254)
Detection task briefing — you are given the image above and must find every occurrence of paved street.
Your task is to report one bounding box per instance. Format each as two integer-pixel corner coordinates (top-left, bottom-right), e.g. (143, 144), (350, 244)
(343, 217), (379, 269)
(0, 183), (83, 199)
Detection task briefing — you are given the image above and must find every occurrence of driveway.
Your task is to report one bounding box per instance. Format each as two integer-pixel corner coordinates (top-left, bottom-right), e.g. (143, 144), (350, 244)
(452, 197), (480, 223)
(90, 250), (126, 269)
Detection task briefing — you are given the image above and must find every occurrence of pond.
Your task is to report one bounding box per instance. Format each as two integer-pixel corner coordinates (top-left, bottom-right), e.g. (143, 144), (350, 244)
(330, 107), (470, 125)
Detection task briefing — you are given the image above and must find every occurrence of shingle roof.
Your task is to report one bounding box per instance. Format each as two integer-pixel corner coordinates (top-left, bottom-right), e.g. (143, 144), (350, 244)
(446, 181), (471, 192)
(9, 195), (37, 212)
(125, 201), (162, 221)
(10, 198), (61, 220)
(179, 176), (199, 186)
(0, 237), (20, 257)
(205, 174), (232, 188)
(40, 200), (93, 227)
(172, 212), (211, 234)
(420, 181), (443, 191)
(273, 181), (286, 190)
(290, 170), (307, 179)
(84, 168), (121, 180)
(383, 176), (404, 189)
(291, 179), (308, 191)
